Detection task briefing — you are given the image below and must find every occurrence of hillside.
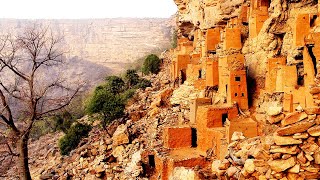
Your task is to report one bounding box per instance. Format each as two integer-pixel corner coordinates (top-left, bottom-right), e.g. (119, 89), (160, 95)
(4, 0), (320, 179)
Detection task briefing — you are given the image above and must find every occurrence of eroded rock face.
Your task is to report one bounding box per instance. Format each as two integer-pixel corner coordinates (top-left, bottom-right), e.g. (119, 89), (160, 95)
(174, 0), (244, 31)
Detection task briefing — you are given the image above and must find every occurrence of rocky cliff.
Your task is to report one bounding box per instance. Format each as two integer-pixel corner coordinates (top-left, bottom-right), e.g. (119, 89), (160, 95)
(0, 18), (173, 74)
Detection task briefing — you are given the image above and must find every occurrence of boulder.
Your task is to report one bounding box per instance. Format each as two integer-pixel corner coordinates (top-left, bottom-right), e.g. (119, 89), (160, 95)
(273, 135), (302, 145)
(267, 106), (283, 116)
(276, 119), (315, 136)
(314, 152), (320, 164)
(244, 159), (255, 174)
(307, 125), (320, 136)
(226, 166), (239, 177)
(124, 151), (143, 177)
(270, 145), (298, 155)
(309, 86), (320, 94)
(268, 157), (296, 172)
(170, 167), (195, 180)
(231, 132), (246, 141)
(112, 124), (129, 147)
(304, 107), (320, 115)
(267, 114), (285, 124)
(281, 112), (308, 127)
(288, 164), (300, 173)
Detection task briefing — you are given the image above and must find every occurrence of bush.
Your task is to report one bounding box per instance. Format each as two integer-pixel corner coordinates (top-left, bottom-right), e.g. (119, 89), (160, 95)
(135, 78), (152, 90)
(105, 75), (125, 94)
(142, 54), (161, 75)
(120, 89), (136, 102)
(30, 111), (76, 140)
(86, 87), (125, 129)
(59, 123), (92, 155)
(53, 111), (75, 133)
(125, 69), (140, 88)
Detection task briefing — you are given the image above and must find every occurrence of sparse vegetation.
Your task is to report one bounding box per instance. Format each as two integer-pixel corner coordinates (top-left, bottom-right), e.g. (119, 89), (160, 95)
(142, 54), (161, 75)
(105, 76), (125, 94)
(125, 69), (140, 88)
(86, 87), (125, 132)
(171, 29), (178, 48)
(58, 123), (92, 155)
(86, 69), (152, 133)
(135, 78), (152, 90)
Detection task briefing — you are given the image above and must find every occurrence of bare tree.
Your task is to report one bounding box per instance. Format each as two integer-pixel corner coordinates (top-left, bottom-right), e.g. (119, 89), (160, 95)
(0, 25), (83, 179)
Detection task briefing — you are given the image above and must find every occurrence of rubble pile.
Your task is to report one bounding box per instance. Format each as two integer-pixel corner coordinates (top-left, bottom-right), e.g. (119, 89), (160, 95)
(213, 110), (320, 179)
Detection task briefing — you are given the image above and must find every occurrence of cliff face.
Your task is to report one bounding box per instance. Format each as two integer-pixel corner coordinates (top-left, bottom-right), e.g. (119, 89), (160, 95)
(0, 18), (172, 74)
(173, 0), (318, 80)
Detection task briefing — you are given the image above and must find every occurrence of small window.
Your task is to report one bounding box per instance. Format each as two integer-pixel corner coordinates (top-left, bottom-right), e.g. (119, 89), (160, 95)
(235, 93), (238, 97)
(222, 113), (228, 125)
(191, 128), (197, 147)
(235, 77), (241, 81)
(241, 93), (245, 97)
(198, 70), (202, 79)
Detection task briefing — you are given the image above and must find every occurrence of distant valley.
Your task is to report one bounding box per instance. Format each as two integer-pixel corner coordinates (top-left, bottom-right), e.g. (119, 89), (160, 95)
(0, 18), (173, 87)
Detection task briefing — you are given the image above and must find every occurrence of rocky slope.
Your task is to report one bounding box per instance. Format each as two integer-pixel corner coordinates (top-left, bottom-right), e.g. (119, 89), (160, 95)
(3, 51), (179, 179)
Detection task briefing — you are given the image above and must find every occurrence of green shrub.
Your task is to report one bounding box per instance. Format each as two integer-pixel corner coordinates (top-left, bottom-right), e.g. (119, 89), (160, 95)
(105, 75), (125, 94)
(142, 54), (161, 75)
(59, 123), (92, 155)
(125, 69), (140, 88)
(53, 111), (75, 133)
(30, 111), (76, 140)
(120, 89), (136, 102)
(85, 87), (125, 129)
(135, 78), (152, 90)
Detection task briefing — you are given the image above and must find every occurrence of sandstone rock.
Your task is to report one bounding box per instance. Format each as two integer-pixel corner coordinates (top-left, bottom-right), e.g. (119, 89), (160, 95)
(288, 164), (300, 173)
(300, 142), (319, 154)
(297, 152), (307, 164)
(244, 159), (255, 174)
(170, 167), (195, 180)
(273, 135), (302, 145)
(304, 107), (320, 115)
(219, 159), (231, 170)
(307, 125), (320, 136)
(292, 133), (309, 139)
(267, 106), (283, 116)
(226, 166), (239, 177)
(112, 145), (125, 162)
(268, 113), (285, 124)
(309, 86), (320, 94)
(268, 157), (296, 172)
(253, 160), (268, 167)
(303, 166), (319, 173)
(276, 119), (315, 136)
(212, 160), (221, 173)
(112, 124), (129, 147)
(314, 151), (320, 164)
(270, 145), (298, 155)
(281, 111), (308, 127)
(124, 151), (143, 177)
(231, 131), (246, 141)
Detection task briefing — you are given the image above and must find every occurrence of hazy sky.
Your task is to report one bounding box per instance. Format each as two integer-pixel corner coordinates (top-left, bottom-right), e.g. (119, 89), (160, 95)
(0, 0), (177, 19)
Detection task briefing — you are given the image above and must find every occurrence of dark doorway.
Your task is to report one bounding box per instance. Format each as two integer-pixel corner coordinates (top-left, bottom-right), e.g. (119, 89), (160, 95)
(180, 70), (187, 84)
(222, 113), (228, 125)
(148, 155), (155, 168)
(191, 128), (197, 147)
